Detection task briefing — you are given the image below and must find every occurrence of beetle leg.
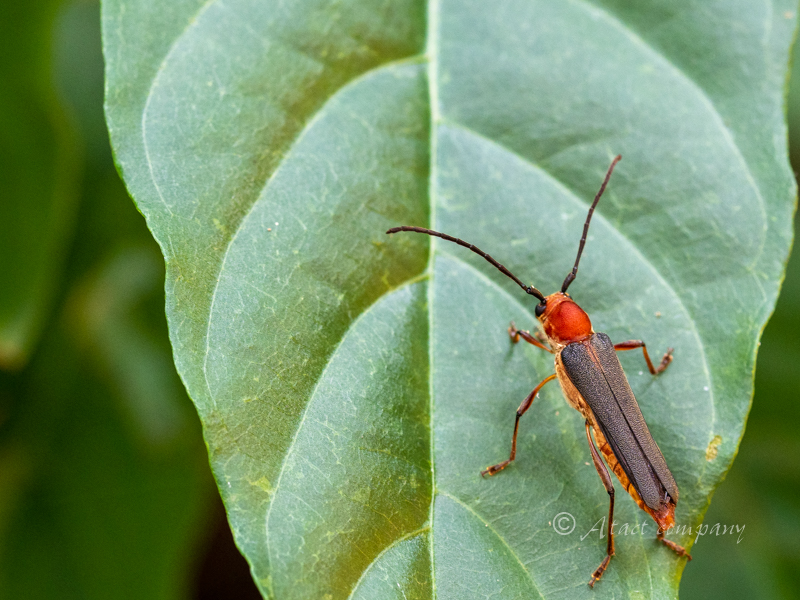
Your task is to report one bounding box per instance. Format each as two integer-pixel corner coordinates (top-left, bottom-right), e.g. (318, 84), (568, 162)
(656, 529), (692, 560)
(613, 340), (673, 375)
(481, 374), (557, 476)
(508, 321), (553, 353)
(585, 420), (615, 588)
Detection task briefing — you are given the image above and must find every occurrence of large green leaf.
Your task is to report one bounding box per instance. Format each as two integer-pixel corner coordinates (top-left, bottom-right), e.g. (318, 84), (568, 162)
(102, 1), (797, 597)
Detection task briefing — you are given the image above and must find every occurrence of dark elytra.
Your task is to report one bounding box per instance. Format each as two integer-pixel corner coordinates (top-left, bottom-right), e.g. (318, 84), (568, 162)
(561, 332), (678, 510)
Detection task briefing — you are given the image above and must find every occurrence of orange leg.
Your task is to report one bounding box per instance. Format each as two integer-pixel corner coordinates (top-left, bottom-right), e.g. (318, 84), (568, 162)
(585, 421), (616, 588)
(657, 529), (692, 560)
(481, 374), (557, 476)
(508, 321), (553, 353)
(614, 340), (673, 375)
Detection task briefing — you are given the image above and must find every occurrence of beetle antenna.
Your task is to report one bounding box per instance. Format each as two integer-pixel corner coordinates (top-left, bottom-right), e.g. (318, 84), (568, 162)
(386, 226), (546, 302)
(561, 154), (622, 293)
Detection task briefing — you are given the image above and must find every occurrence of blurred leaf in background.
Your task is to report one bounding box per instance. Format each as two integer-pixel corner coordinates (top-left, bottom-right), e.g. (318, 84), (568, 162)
(0, 0), (80, 369)
(0, 2), (259, 598)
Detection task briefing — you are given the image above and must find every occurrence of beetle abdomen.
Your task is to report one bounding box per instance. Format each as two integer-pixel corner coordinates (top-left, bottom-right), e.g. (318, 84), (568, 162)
(560, 333), (678, 511)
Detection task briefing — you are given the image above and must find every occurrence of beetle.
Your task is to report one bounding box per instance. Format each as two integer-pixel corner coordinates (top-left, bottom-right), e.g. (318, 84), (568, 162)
(386, 155), (690, 587)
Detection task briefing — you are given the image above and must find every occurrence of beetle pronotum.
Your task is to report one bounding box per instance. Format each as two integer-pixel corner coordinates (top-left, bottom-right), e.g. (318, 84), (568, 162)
(387, 155), (690, 587)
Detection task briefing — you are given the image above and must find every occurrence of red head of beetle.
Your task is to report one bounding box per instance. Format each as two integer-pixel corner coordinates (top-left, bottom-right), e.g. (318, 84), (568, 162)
(536, 292), (593, 346)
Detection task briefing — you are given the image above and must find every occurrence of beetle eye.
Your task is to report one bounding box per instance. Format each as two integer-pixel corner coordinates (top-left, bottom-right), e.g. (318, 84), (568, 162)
(535, 302), (546, 317)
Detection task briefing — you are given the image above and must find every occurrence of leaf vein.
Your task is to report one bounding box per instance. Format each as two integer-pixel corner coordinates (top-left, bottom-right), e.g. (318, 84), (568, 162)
(201, 54), (428, 403)
(572, 0), (768, 268)
(263, 275), (429, 596)
(437, 490), (545, 600)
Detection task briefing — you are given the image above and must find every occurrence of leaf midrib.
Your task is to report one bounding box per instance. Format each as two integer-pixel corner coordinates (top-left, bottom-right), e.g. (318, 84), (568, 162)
(425, 0), (441, 594)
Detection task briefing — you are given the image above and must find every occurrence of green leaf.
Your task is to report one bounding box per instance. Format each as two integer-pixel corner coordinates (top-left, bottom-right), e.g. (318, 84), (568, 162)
(102, 1), (798, 597)
(0, 0), (81, 369)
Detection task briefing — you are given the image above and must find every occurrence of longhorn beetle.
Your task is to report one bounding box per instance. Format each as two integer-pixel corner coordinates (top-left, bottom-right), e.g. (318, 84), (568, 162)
(386, 155), (690, 587)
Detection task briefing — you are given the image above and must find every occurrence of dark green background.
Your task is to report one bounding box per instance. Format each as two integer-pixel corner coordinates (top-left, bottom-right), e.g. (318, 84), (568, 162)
(0, 2), (796, 598)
